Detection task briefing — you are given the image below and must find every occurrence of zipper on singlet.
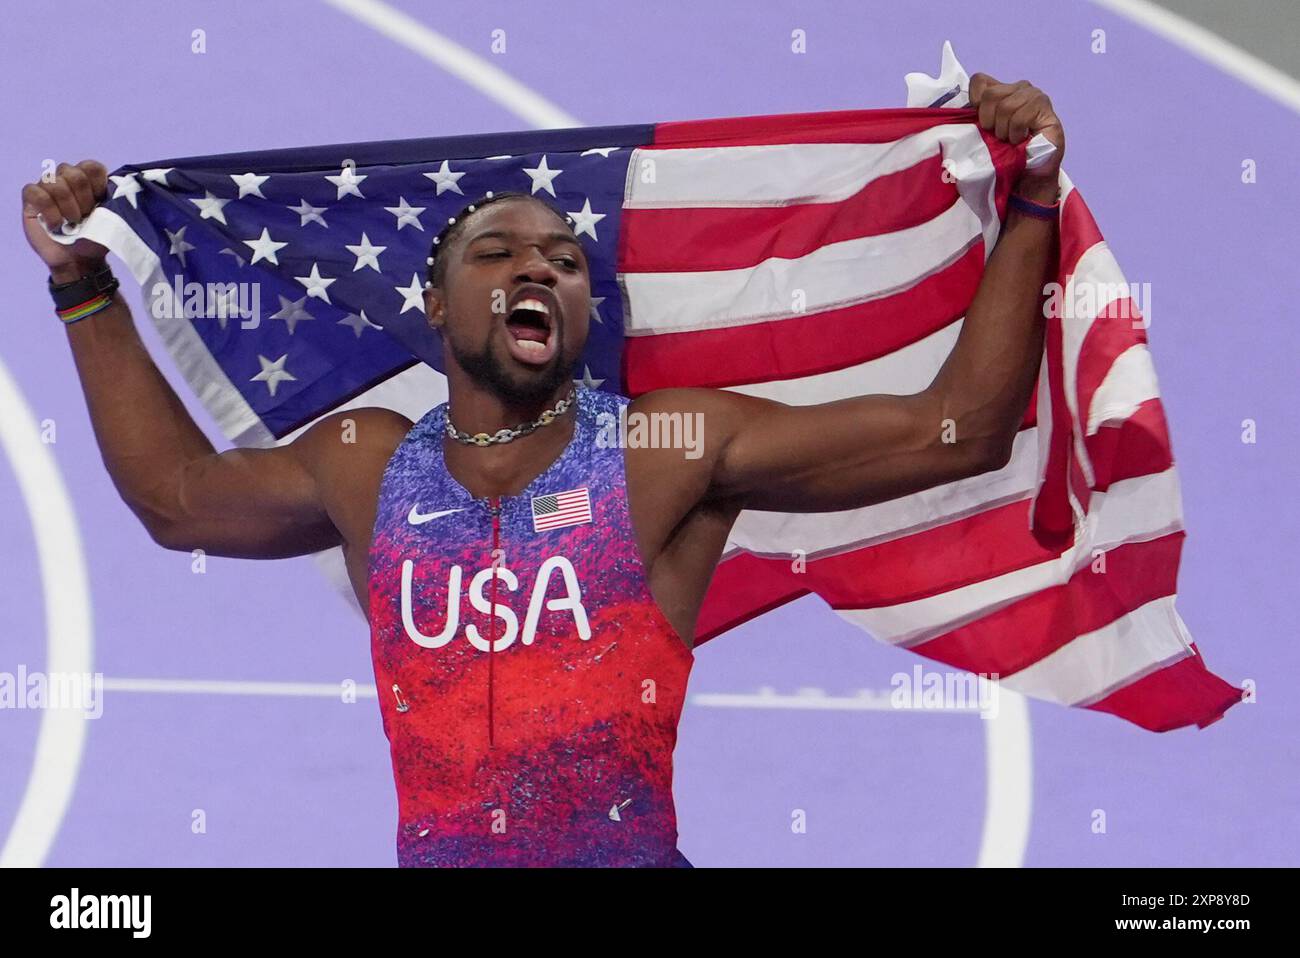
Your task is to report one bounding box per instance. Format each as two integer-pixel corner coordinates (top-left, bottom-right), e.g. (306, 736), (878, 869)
(485, 495), (501, 750)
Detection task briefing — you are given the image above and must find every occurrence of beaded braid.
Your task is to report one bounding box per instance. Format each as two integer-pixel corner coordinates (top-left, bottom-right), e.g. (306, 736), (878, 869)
(423, 190), (576, 291)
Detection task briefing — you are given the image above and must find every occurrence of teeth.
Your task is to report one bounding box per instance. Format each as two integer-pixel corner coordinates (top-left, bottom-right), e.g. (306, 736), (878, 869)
(511, 298), (549, 315)
(515, 339), (546, 353)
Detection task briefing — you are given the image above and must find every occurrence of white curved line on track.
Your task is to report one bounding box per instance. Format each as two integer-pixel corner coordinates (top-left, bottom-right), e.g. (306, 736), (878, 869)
(0, 360), (93, 868)
(321, 0), (581, 128)
(1090, 0), (1300, 114)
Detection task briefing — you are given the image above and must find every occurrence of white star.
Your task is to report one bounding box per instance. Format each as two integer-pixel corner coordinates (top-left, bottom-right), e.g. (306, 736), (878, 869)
(394, 274), (426, 314)
(345, 232), (386, 272)
(385, 196), (426, 231)
(288, 198), (329, 228)
(325, 166), (366, 200)
(566, 197), (606, 241)
(580, 147), (619, 158)
(270, 294), (315, 335)
(243, 227), (288, 265)
(208, 285), (244, 331)
(575, 365), (605, 389)
(166, 226), (196, 267)
(141, 168), (173, 185)
(219, 247), (246, 268)
(110, 173), (142, 209)
(251, 354), (297, 397)
(190, 190), (232, 225)
(339, 310), (381, 338)
(294, 263), (337, 304)
(590, 296), (606, 324)
(422, 160), (466, 196)
(231, 172), (270, 199)
(523, 155), (563, 197)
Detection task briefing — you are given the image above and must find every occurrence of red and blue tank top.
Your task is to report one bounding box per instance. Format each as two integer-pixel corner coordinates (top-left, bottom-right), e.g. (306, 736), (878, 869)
(366, 383), (695, 867)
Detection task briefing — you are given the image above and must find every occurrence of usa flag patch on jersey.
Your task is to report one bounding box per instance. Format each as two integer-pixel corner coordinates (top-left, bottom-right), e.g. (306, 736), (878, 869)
(531, 487), (592, 532)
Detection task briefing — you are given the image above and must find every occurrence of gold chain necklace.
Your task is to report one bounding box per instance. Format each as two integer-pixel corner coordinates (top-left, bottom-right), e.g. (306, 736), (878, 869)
(444, 387), (577, 446)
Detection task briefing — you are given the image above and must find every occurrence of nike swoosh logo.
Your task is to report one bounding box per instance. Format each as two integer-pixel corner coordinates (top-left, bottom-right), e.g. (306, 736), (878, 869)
(407, 505), (465, 525)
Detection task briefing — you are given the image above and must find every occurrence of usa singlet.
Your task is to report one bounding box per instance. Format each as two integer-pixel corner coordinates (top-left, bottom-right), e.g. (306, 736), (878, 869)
(366, 383), (696, 867)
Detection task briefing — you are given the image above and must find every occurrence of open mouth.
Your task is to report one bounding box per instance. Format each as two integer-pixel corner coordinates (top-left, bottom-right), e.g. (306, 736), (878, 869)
(502, 293), (558, 366)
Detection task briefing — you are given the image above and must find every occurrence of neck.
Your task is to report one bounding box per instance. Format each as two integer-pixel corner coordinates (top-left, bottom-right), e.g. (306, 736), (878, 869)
(442, 370), (578, 499)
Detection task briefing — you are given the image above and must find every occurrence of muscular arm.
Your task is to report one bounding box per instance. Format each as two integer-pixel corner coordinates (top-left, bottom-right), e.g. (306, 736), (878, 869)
(708, 173), (1055, 512)
(62, 285), (358, 557)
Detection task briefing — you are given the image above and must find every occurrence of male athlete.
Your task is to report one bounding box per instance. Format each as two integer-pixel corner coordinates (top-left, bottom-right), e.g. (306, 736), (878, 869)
(22, 74), (1063, 867)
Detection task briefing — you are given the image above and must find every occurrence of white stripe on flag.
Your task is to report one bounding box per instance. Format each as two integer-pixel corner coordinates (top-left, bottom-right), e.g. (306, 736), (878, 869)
(624, 124), (987, 208)
(622, 199), (983, 336)
(999, 596), (1195, 707)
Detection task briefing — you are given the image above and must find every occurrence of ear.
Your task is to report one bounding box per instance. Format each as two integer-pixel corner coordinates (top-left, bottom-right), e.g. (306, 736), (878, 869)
(424, 286), (446, 330)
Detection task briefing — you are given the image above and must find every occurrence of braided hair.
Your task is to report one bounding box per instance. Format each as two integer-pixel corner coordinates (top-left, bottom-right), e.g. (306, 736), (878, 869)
(424, 190), (575, 290)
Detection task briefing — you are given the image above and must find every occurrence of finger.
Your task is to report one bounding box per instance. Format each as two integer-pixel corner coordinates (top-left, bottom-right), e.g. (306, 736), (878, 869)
(975, 83), (1023, 129)
(78, 160), (109, 201)
(57, 162), (96, 219)
(1007, 99), (1043, 144)
(968, 72), (1001, 105)
(994, 88), (1038, 141)
(21, 183), (62, 230)
(43, 177), (82, 227)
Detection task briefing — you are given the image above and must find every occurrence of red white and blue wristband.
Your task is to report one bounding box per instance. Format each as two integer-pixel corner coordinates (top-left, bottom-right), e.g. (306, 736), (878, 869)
(1008, 189), (1061, 221)
(49, 261), (119, 324)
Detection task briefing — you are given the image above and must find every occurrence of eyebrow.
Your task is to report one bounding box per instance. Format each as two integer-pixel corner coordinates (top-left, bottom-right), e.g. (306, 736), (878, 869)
(465, 229), (584, 251)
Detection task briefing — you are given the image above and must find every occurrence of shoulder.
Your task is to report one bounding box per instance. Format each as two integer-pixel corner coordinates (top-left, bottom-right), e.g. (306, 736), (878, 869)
(628, 386), (771, 454)
(288, 406), (416, 479)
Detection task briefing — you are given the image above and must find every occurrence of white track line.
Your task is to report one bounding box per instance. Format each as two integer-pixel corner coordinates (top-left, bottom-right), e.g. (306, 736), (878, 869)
(1090, 0), (1300, 114)
(977, 689), (1033, 867)
(321, 0), (582, 128)
(0, 362), (94, 869)
(690, 688), (984, 711)
(100, 677), (375, 697)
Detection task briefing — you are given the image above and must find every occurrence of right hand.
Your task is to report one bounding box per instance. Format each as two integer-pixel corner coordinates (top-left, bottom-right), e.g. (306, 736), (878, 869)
(22, 160), (111, 281)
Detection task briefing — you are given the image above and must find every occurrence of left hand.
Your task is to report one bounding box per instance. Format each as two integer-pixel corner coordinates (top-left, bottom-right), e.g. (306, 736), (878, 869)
(968, 73), (1064, 186)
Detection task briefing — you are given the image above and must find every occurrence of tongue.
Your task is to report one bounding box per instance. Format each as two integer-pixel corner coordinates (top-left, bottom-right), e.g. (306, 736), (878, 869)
(507, 316), (549, 343)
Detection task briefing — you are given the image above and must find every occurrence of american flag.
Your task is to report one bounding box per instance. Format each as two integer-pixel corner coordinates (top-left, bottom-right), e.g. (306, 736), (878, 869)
(531, 488), (593, 533)
(56, 68), (1241, 734)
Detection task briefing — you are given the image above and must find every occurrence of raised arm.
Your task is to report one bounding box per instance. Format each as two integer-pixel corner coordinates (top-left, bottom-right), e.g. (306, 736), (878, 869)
(21, 160), (396, 559)
(633, 73), (1063, 517)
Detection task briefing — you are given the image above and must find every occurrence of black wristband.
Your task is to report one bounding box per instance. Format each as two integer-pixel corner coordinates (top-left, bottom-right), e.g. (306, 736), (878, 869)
(48, 261), (119, 318)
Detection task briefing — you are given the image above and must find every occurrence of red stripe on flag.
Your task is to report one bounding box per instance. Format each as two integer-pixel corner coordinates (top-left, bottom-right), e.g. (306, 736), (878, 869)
(1084, 398), (1174, 491)
(796, 494), (1063, 609)
(1085, 650), (1244, 732)
(622, 244), (984, 393)
(1058, 188), (1105, 278)
(1030, 309), (1076, 548)
(1074, 297), (1150, 426)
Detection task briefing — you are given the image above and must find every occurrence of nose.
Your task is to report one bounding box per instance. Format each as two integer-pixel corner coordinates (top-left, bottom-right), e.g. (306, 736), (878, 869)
(513, 246), (561, 285)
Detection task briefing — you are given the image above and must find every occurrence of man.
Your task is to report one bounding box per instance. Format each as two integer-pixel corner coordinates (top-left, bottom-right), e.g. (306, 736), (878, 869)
(21, 73), (1063, 867)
